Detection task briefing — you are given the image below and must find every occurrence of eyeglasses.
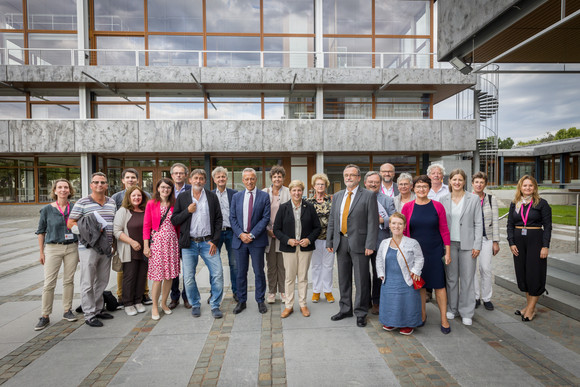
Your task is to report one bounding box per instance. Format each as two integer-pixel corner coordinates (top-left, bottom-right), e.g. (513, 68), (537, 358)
(381, 170), (395, 174)
(343, 174), (359, 178)
(172, 172), (186, 176)
(414, 185), (429, 191)
(91, 181), (107, 185)
(158, 186), (172, 190)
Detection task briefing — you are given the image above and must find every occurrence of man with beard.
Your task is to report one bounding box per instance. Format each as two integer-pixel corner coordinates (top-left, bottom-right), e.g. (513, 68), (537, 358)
(379, 163), (399, 197)
(172, 169), (224, 319)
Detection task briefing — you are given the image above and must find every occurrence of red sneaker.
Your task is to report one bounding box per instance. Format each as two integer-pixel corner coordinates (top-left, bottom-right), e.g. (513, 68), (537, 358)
(399, 327), (414, 335)
(382, 325), (396, 331)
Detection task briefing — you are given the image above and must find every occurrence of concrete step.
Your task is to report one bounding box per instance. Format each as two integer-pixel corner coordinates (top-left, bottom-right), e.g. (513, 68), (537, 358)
(548, 253), (580, 275)
(495, 273), (580, 321)
(546, 267), (580, 296)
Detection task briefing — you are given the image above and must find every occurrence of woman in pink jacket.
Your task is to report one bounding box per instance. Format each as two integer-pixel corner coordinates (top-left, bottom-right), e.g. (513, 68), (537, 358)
(143, 178), (180, 320)
(401, 175), (452, 334)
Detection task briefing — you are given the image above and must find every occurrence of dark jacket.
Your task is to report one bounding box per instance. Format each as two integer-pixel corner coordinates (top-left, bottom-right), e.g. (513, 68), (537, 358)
(171, 188), (223, 249)
(273, 199), (321, 253)
(77, 213), (111, 256)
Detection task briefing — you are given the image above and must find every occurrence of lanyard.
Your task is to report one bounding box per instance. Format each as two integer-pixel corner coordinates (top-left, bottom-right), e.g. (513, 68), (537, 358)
(521, 202), (532, 227)
(56, 202), (70, 229)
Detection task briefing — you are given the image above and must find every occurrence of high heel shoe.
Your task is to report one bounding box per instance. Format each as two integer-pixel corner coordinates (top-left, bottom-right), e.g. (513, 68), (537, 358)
(514, 310), (522, 316)
(418, 316), (427, 327)
(162, 308), (172, 315)
(522, 312), (536, 322)
(152, 313), (160, 321)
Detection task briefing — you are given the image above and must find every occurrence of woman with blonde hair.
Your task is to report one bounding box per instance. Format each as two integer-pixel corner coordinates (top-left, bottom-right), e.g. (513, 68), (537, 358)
(507, 175), (552, 322)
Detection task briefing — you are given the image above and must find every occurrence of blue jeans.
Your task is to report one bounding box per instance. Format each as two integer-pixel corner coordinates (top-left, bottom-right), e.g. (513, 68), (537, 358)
(182, 240), (224, 310)
(217, 229), (237, 294)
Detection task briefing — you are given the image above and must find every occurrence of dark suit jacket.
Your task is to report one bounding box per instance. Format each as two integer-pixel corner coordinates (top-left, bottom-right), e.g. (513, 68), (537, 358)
(171, 188), (223, 249)
(326, 187), (379, 253)
(273, 200), (321, 253)
(230, 189), (271, 249)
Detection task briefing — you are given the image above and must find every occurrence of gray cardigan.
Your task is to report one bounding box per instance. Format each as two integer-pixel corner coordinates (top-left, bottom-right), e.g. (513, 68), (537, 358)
(440, 192), (483, 251)
(113, 207), (133, 263)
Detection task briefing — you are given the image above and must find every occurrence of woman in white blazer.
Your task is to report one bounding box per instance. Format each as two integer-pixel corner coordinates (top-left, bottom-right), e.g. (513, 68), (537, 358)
(440, 169), (482, 326)
(376, 212), (424, 335)
(113, 186), (149, 316)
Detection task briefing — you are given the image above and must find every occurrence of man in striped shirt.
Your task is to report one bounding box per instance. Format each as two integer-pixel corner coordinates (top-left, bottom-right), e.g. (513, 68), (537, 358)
(68, 172), (117, 327)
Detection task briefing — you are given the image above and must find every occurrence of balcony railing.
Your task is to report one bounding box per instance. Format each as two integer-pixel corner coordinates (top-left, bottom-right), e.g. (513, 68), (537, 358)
(0, 48), (437, 69)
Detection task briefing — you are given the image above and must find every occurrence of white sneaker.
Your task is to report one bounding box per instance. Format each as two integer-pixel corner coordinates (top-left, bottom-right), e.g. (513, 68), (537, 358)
(134, 303), (146, 313)
(125, 306), (137, 316)
(446, 312), (455, 320)
(267, 293), (276, 304)
(462, 317), (473, 326)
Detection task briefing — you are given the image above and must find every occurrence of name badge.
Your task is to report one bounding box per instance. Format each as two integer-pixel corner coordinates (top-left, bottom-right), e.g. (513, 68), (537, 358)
(64, 233), (75, 240)
(521, 228), (527, 236)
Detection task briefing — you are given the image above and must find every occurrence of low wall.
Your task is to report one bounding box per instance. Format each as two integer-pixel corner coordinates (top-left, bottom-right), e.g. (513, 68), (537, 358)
(489, 189), (576, 207)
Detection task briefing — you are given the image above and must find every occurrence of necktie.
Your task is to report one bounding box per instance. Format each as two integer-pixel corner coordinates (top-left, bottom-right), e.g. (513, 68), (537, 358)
(341, 191), (352, 235)
(247, 191), (253, 232)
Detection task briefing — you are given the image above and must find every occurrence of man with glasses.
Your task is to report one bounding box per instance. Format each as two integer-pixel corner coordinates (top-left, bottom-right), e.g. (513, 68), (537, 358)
(68, 172), (117, 327)
(327, 164), (379, 327)
(379, 163), (399, 197)
(168, 163), (191, 309)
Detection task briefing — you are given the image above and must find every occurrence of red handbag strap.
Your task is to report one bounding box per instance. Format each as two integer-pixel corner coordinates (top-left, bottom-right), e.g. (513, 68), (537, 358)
(391, 238), (414, 279)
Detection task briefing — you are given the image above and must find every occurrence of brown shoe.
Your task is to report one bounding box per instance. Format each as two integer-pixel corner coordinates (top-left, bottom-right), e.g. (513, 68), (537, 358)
(371, 304), (379, 315)
(312, 293), (320, 303)
(168, 300), (179, 310)
(184, 300), (192, 309)
(324, 292), (335, 303)
(300, 306), (310, 317)
(281, 308), (294, 318)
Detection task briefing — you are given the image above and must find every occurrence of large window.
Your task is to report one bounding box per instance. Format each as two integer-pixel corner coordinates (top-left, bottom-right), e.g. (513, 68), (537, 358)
(0, 93), (79, 119)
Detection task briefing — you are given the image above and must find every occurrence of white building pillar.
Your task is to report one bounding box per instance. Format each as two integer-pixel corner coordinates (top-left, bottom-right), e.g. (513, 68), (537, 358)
(315, 0), (324, 68)
(80, 153), (91, 197)
(316, 152), (324, 174)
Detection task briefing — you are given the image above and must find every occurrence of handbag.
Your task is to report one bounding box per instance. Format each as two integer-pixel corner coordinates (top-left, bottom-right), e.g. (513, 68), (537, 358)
(391, 238), (425, 290)
(111, 251), (122, 272)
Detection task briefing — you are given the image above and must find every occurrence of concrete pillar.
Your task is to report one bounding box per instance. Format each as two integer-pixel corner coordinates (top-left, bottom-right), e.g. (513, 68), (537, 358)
(473, 149), (480, 174)
(316, 86), (324, 120)
(80, 153), (90, 197)
(316, 152), (324, 173)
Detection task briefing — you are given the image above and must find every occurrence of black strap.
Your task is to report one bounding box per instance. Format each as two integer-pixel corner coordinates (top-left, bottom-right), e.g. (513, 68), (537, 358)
(159, 207), (170, 227)
(488, 193), (493, 209)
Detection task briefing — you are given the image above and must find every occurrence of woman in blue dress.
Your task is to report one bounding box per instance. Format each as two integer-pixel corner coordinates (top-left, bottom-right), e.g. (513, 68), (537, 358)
(377, 213), (424, 335)
(401, 175), (452, 334)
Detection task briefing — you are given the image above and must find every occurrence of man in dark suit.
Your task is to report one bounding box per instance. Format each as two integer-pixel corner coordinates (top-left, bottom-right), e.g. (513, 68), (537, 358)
(230, 168), (271, 314)
(379, 163), (399, 197)
(212, 166), (238, 302)
(364, 171), (396, 315)
(327, 164), (379, 327)
(169, 163), (192, 309)
(171, 169), (224, 319)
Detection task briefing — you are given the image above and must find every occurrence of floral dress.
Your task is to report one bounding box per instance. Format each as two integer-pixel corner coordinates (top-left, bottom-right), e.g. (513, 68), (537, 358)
(148, 206), (180, 281)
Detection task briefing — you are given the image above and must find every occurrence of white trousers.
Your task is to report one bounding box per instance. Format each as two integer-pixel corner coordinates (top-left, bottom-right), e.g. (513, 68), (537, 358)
(474, 237), (493, 302)
(310, 239), (334, 293)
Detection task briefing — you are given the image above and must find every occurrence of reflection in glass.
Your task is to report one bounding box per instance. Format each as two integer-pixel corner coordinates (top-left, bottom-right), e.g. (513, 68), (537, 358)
(38, 167), (81, 202)
(376, 38), (430, 68)
(148, 35), (203, 66)
(147, 0), (203, 32)
(324, 38), (372, 68)
(150, 103), (204, 119)
(28, 33), (78, 65)
(93, 104), (146, 119)
(31, 104), (79, 119)
(324, 97), (372, 119)
(206, 36), (260, 67)
(0, 0), (24, 29)
(209, 103), (261, 120)
(0, 32), (25, 65)
(324, 0), (371, 35)
(38, 157), (80, 166)
(96, 36), (145, 65)
(0, 102), (27, 118)
(375, 0), (430, 35)
(0, 167), (34, 202)
(263, 0), (314, 34)
(264, 97), (315, 119)
(206, 0), (259, 33)
(263, 37), (314, 68)
(27, 0), (77, 30)
(93, 0), (144, 31)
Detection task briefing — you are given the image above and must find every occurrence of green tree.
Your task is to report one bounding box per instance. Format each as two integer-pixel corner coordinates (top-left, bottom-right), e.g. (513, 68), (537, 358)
(516, 127), (580, 146)
(498, 137), (514, 149)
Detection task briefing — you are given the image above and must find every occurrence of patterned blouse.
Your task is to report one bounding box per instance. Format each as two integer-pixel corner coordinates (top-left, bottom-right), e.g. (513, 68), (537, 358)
(306, 194), (332, 240)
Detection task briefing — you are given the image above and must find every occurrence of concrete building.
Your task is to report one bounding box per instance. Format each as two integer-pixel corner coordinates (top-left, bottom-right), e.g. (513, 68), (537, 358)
(0, 0), (476, 205)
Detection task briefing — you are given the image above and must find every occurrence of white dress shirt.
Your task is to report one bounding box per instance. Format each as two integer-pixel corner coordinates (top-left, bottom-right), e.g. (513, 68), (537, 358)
(428, 184), (449, 201)
(339, 185), (359, 229)
(190, 189), (211, 238)
(243, 187), (257, 233)
(216, 188), (231, 228)
(381, 183), (394, 197)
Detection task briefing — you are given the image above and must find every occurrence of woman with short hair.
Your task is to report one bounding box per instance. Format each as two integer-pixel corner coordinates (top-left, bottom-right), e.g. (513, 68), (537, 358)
(393, 173), (415, 212)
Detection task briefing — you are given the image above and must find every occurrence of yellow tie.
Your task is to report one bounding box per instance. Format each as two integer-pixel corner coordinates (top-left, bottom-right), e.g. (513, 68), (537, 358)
(341, 191), (352, 235)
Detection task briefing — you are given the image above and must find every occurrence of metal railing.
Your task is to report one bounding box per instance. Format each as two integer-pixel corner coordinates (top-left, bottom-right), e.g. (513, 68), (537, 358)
(0, 48), (442, 69)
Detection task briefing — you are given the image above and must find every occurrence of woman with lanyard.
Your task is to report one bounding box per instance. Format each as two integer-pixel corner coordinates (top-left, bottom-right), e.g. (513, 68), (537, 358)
(507, 175), (552, 322)
(35, 179), (79, 330)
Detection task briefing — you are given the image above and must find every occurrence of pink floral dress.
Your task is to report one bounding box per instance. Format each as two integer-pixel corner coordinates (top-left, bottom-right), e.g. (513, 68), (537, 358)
(148, 206), (180, 281)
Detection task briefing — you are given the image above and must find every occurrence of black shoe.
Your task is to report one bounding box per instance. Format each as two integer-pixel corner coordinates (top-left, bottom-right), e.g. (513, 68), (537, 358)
(233, 302), (246, 314)
(169, 300), (179, 309)
(85, 317), (103, 327)
(483, 301), (494, 311)
(142, 295), (153, 305)
(96, 312), (114, 320)
(475, 299), (481, 309)
(35, 316), (50, 331)
(75, 305), (83, 313)
(258, 302), (268, 314)
(233, 294), (239, 303)
(440, 324), (451, 334)
(356, 316), (367, 327)
(330, 311), (353, 321)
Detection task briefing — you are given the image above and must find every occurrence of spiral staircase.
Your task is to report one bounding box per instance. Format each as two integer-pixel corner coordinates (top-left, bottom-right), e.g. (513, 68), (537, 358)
(474, 69), (500, 185)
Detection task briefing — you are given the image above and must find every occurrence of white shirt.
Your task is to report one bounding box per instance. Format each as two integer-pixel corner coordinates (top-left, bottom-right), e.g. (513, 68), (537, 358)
(243, 188), (257, 233)
(450, 195), (464, 242)
(339, 186), (359, 229)
(428, 184), (449, 201)
(381, 183), (394, 197)
(174, 184), (188, 198)
(189, 189), (211, 238)
(216, 188), (231, 228)
(293, 201), (302, 240)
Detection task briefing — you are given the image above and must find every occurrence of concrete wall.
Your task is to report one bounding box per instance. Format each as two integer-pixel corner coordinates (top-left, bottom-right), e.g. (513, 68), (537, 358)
(0, 119), (477, 154)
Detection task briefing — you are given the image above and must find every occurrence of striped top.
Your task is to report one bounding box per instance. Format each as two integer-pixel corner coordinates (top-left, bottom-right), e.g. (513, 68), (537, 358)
(69, 195), (116, 246)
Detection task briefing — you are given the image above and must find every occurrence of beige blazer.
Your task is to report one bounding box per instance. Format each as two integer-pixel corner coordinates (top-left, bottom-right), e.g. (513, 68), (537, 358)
(440, 192), (483, 251)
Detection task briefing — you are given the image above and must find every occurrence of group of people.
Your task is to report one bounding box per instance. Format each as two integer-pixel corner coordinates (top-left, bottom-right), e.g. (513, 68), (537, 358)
(34, 161), (552, 336)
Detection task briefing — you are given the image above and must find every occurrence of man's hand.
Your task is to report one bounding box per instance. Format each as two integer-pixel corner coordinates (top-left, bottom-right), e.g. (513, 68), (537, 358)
(188, 202), (197, 213)
(240, 233), (253, 244)
(492, 242), (500, 256)
(209, 241), (217, 256)
(365, 249), (374, 256)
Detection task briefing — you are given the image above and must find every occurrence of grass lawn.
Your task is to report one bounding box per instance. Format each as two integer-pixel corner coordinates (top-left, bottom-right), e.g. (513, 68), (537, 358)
(499, 205), (578, 225)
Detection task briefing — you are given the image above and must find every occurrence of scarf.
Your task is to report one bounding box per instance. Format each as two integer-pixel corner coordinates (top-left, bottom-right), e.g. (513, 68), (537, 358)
(515, 195), (533, 214)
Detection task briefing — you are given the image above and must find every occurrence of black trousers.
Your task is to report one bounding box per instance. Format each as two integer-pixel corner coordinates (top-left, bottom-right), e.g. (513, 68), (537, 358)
(122, 259), (148, 306)
(512, 228), (547, 297)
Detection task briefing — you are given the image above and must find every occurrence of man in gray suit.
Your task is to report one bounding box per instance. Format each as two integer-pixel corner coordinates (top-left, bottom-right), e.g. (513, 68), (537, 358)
(327, 164), (379, 327)
(364, 171), (396, 314)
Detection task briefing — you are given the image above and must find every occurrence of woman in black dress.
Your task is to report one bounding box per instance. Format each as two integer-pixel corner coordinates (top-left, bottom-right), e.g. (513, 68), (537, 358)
(507, 175), (552, 322)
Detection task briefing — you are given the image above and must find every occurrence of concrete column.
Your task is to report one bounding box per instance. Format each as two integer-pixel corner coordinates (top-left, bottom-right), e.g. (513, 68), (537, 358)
(77, 0), (89, 65)
(499, 156), (504, 186)
(316, 152), (324, 173)
(473, 149), (480, 174)
(315, 0), (324, 68)
(316, 86), (324, 120)
(80, 153), (90, 197)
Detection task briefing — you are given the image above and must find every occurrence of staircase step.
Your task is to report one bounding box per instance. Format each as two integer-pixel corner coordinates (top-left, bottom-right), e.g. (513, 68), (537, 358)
(548, 253), (580, 275)
(495, 273), (580, 321)
(547, 267), (580, 296)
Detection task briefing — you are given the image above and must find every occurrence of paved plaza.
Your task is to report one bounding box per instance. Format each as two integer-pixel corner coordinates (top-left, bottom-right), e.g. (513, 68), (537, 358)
(0, 215), (579, 386)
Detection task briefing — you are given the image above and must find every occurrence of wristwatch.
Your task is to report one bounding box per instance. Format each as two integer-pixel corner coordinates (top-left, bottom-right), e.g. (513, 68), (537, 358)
(249, 233), (255, 240)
